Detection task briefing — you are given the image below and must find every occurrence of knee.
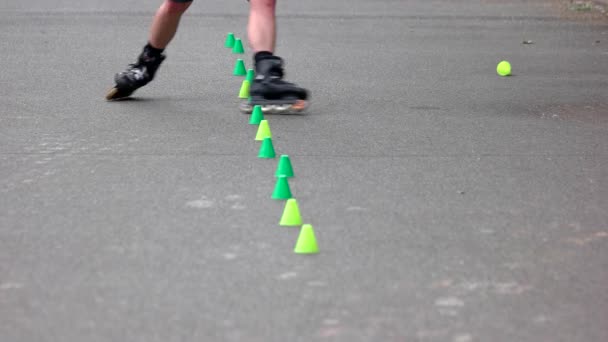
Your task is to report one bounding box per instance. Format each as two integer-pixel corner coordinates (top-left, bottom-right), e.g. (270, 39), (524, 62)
(164, 0), (192, 15)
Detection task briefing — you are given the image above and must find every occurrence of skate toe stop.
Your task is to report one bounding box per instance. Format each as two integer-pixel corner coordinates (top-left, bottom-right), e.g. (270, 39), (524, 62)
(291, 99), (308, 111)
(105, 88), (119, 101)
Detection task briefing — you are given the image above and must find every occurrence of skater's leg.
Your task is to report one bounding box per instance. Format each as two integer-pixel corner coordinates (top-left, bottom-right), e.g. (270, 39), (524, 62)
(149, 0), (192, 49)
(247, 0), (276, 54)
(241, 0), (309, 114)
(106, 0), (192, 100)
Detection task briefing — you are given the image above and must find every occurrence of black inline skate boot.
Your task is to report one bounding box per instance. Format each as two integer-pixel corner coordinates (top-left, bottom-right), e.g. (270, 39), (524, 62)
(239, 55), (309, 114)
(105, 47), (165, 100)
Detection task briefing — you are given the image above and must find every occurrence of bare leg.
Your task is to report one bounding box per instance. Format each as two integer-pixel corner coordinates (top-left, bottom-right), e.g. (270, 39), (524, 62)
(247, 0), (276, 53)
(241, 0), (309, 114)
(106, 0), (191, 100)
(149, 0), (192, 49)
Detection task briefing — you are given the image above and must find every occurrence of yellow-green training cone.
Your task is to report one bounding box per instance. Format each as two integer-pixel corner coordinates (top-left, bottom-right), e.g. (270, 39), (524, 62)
(255, 120), (272, 141)
(294, 224), (319, 254)
(224, 32), (235, 48)
(239, 80), (250, 99)
(280, 199), (302, 226)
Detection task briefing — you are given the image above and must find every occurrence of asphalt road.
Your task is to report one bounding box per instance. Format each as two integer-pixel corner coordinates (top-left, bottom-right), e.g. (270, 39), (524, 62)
(1, 1), (607, 341)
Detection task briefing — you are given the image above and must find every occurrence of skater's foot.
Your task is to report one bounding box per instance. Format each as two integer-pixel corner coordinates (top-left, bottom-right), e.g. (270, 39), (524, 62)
(106, 45), (165, 101)
(239, 99), (309, 114)
(241, 55), (309, 114)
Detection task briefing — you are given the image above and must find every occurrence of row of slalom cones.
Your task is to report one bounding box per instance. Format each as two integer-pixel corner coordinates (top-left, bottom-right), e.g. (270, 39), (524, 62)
(226, 32), (255, 99)
(225, 32), (319, 254)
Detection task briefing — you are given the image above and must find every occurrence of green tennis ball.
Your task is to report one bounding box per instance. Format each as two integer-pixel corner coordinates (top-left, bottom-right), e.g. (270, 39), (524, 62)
(497, 60), (511, 76)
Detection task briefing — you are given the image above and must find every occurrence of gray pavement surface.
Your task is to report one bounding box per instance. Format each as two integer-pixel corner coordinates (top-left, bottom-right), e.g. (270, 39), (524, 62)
(1, 1), (607, 341)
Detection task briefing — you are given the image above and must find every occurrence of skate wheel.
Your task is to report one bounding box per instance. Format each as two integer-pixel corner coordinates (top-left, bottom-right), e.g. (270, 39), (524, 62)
(261, 105), (276, 114)
(275, 104), (291, 114)
(240, 100), (309, 114)
(239, 102), (253, 114)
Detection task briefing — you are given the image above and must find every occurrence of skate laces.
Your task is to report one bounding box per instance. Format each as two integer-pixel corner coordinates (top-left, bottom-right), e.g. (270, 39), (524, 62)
(122, 53), (163, 79)
(268, 64), (284, 79)
(256, 56), (285, 80)
(119, 62), (147, 81)
(133, 53), (164, 70)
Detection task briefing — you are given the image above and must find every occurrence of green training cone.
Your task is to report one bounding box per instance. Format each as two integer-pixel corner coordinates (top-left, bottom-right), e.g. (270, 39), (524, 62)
(233, 59), (247, 76)
(232, 38), (244, 54)
(275, 154), (294, 178)
(258, 137), (276, 159)
(224, 32), (235, 48)
(280, 199), (302, 226)
(239, 80), (250, 99)
(294, 224), (319, 254)
(272, 175), (292, 200)
(246, 69), (255, 82)
(255, 120), (272, 141)
(249, 105), (264, 125)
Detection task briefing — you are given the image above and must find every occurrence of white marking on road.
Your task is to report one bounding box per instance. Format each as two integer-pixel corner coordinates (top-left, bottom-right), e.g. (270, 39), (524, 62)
(533, 314), (550, 324)
(225, 195), (243, 201)
(277, 272), (298, 280)
(231, 203), (246, 210)
(186, 196), (214, 209)
(223, 253), (237, 260)
(307, 280), (327, 287)
(435, 296), (464, 307)
(323, 319), (340, 326)
(0, 283), (24, 290)
(453, 333), (473, 342)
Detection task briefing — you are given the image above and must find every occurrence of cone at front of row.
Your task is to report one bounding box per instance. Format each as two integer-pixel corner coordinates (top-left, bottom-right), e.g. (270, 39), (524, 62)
(249, 105), (264, 125)
(280, 198), (302, 226)
(255, 120), (272, 141)
(294, 224), (319, 254)
(239, 80), (250, 99)
(224, 32), (235, 48)
(233, 59), (247, 76)
(272, 175), (292, 200)
(275, 154), (294, 178)
(258, 137), (276, 159)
